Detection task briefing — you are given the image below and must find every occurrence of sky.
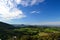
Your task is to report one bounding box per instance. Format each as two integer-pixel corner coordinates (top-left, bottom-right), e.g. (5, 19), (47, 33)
(0, 0), (60, 25)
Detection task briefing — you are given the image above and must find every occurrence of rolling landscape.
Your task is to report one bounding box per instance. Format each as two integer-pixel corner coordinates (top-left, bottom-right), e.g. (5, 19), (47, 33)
(0, 0), (60, 40)
(0, 22), (60, 40)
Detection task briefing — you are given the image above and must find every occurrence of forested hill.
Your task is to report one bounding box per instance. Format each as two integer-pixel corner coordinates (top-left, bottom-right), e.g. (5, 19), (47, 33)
(0, 22), (14, 30)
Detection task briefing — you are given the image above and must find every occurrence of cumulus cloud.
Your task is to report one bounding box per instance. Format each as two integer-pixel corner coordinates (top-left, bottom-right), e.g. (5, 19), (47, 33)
(0, 0), (26, 20)
(0, 0), (44, 21)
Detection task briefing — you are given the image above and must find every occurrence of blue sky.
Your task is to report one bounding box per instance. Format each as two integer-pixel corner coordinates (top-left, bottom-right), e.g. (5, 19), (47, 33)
(0, 0), (60, 25)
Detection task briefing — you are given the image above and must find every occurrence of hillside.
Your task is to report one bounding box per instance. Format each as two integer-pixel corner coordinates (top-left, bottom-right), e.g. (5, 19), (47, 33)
(0, 22), (14, 30)
(0, 22), (60, 40)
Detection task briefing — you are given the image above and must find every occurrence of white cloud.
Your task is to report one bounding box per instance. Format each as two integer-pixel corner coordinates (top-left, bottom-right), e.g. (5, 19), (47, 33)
(31, 0), (45, 6)
(15, 0), (45, 7)
(0, 0), (26, 21)
(0, 0), (44, 21)
(31, 11), (40, 14)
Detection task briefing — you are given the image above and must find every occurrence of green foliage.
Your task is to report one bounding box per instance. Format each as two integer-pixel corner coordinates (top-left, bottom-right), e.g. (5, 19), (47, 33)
(0, 25), (60, 40)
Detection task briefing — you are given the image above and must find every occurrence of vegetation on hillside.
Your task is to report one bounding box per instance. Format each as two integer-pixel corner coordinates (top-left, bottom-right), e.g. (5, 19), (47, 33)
(0, 22), (60, 40)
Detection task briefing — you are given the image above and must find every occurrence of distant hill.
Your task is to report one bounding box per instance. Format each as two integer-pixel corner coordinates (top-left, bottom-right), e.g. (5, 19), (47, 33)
(0, 22), (14, 30)
(12, 24), (27, 27)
